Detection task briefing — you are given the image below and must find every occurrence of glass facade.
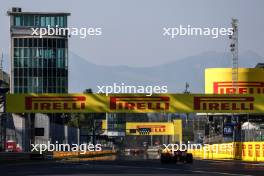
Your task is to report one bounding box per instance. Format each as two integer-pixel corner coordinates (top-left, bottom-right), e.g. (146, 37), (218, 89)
(13, 38), (68, 93)
(13, 15), (67, 27)
(11, 14), (68, 93)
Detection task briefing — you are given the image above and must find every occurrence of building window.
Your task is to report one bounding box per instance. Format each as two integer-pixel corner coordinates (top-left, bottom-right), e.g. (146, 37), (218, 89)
(56, 16), (61, 27)
(33, 38), (38, 46)
(58, 16), (62, 27)
(40, 16), (45, 27)
(19, 58), (24, 67)
(14, 16), (21, 26)
(46, 16), (50, 26)
(14, 38), (18, 47)
(50, 17), (55, 27)
(33, 58), (38, 68)
(28, 38), (33, 47)
(62, 16), (66, 27)
(19, 48), (24, 58)
(19, 38), (23, 47)
(29, 15), (34, 26)
(34, 15), (40, 26)
(14, 48), (19, 57)
(14, 58), (18, 67)
(24, 58), (28, 67)
(23, 38), (28, 47)
(28, 58), (33, 68)
(32, 77), (38, 87)
(24, 15), (29, 26)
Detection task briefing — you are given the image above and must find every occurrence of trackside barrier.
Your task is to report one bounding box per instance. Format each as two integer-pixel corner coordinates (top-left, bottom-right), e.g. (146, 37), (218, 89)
(52, 150), (116, 159)
(6, 93), (264, 113)
(188, 142), (264, 162)
(0, 152), (31, 161)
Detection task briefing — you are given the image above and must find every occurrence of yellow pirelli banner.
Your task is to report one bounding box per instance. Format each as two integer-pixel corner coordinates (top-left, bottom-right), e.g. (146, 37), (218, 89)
(205, 68), (264, 94)
(5, 93), (264, 113)
(189, 142), (264, 162)
(125, 120), (182, 143)
(126, 122), (175, 135)
(102, 120), (182, 142)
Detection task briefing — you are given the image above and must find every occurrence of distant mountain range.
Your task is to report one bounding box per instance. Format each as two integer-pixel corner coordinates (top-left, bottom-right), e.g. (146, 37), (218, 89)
(2, 51), (263, 93)
(69, 51), (264, 93)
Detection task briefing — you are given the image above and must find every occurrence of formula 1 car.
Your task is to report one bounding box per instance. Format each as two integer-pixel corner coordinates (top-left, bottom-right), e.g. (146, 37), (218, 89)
(160, 149), (193, 164)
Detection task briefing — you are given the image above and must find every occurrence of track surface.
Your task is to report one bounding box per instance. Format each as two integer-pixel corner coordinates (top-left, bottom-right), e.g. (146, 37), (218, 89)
(1, 158), (264, 176)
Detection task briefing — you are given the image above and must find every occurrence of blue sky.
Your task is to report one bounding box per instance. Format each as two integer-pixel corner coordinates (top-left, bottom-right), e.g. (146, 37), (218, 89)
(0, 0), (263, 66)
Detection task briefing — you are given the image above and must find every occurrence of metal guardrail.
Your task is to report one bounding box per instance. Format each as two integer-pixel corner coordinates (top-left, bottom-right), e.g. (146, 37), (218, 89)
(204, 129), (264, 144)
(242, 129), (264, 141)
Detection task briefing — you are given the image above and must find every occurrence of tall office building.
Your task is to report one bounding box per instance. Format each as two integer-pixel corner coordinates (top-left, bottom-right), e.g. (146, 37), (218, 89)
(8, 7), (70, 93)
(7, 7), (70, 151)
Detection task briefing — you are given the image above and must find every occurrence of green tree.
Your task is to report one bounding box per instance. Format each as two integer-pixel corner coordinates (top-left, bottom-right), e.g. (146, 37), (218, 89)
(68, 88), (94, 129)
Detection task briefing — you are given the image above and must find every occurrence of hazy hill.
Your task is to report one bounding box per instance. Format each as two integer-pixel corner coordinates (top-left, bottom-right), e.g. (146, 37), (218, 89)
(2, 51), (262, 93)
(69, 51), (264, 93)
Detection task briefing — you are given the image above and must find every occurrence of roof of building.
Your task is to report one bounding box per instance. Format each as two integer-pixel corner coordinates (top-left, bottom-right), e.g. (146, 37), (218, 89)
(7, 11), (71, 16)
(255, 63), (264, 68)
(7, 7), (70, 16)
